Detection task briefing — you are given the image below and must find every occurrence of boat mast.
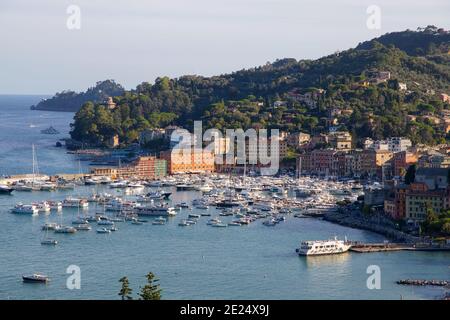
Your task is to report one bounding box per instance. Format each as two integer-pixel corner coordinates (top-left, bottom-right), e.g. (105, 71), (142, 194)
(32, 144), (40, 185)
(243, 161), (246, 186)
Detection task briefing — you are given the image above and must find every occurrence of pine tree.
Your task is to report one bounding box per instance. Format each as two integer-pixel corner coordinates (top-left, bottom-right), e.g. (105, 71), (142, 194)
(139, 272), (162, 300)
(118, 276), (133, 300)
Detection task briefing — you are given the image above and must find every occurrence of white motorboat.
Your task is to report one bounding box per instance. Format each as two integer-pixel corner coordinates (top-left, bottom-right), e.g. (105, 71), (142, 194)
(152, 216), (167, 225)
(42, 223), (59, 231)
(128, 182), (145, 188)
(262, 219), (277, 226)
(74, 224), (92, 231)
(131, 219), (143, 225)
(63, 197), (89, 209)
(22, 274), (50, 283)
(109, 180), (129, 188)
(176, 202), (190, 209)
(146, 181), (162, 188)
(54, 226), (77, 234)
(0, 184), (14, 194)
(14, 183), (34, 192)
(11, 204), (39, 215)
(86, 215), (100, 222)
(41, 239), (58, 245)
(34, 201), (51, 214)
(72, 218), (88, 225)
(134, 205), (177, 217)
(178, 219), (195, 226)
(198, 185), (213, 193)
(207, 218), (222, 225)
(211, 223), (227, 228)
(97, 228), (111, 234)
(48, 201), (63, 212)
(39, 183), (56, 191)
(98, 220), (114, 226)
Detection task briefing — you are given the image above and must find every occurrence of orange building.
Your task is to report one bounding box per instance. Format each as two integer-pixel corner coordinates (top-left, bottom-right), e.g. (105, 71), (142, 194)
(392, 186), (408, 220)
(393, 151), (418, 176)
(117, 156), (166, 179)
(91, 156), (166, 180)
(160, 148), (215, 174)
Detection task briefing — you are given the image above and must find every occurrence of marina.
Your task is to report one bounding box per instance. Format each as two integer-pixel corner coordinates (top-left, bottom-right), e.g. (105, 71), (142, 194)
(1, 170), (449, 299)
(0, 98), (449, 300)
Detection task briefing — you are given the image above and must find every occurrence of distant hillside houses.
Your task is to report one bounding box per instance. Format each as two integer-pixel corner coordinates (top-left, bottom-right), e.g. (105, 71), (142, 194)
(418, 150), (450, 168)
(286, 88), (325, 108)
(441, 93), (450, 103)
(139, 126), (182, 145)
(367, 70), (391, 84)
(364, 137), (412, 153)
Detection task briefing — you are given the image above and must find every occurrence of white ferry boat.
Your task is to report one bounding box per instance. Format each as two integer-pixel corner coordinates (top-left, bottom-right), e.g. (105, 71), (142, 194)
(296, 237), (352, 256)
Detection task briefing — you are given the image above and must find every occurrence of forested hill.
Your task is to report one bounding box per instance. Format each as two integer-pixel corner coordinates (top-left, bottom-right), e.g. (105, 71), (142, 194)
(30, 80), (125, 111)
(70, 26), (450, 147)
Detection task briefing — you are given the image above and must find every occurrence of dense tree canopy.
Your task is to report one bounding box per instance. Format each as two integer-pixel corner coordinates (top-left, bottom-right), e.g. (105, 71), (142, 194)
(70, 28), (450, 147)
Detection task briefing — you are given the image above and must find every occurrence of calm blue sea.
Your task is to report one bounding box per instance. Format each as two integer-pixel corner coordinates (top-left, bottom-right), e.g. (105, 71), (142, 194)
(0, 95), (89, 176)
(0, 96), (448, 300)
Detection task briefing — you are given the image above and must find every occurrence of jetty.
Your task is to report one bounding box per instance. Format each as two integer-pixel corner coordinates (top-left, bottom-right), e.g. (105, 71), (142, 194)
(397, 279), (449, 287)
(349, 243), (412, 253)
(349, 242), (450, 253)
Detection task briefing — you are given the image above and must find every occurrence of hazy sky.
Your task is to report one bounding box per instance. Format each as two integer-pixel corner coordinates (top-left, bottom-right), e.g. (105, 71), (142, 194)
(1, 0), (449, 94)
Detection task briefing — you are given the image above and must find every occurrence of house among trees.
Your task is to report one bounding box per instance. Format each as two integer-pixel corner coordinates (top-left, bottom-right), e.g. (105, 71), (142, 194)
(440, 93), (450, 103)
(367, 70), (391, 84)
(107, 134), (120, 148)
(106, 97), (116, 110)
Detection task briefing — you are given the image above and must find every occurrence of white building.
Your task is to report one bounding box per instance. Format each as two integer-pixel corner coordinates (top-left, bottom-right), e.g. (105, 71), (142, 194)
(398, 83), (407, 91)
(388, 137), (412, 153)
(364, 137), (411, 153)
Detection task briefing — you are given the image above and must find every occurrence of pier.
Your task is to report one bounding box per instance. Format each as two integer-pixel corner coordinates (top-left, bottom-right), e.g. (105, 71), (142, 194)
(397, 279), (449, 287)
(0, 173), (87, 185)
(349, 242), (450, 253)
(349, 243), (412, 253)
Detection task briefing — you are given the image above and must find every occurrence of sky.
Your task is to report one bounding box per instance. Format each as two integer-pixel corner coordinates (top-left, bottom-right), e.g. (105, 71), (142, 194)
(0, 0), (449, 95)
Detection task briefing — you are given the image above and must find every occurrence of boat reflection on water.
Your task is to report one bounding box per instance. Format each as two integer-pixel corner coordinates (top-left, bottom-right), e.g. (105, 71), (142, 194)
(300, 252), (351, 269)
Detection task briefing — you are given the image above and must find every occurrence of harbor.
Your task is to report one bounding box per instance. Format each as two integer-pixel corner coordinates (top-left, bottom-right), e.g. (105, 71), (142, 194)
(0, 98), (449, 300)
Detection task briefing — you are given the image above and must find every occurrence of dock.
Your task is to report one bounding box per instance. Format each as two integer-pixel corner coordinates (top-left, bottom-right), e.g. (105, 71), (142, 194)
(397, 279), (449, 287)
(349, 242), (450, 253)
(0, 173), (87, 185)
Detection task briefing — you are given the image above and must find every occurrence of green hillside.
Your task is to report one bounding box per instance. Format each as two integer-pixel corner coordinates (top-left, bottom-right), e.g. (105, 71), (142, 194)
(70, 27), (450, 147)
